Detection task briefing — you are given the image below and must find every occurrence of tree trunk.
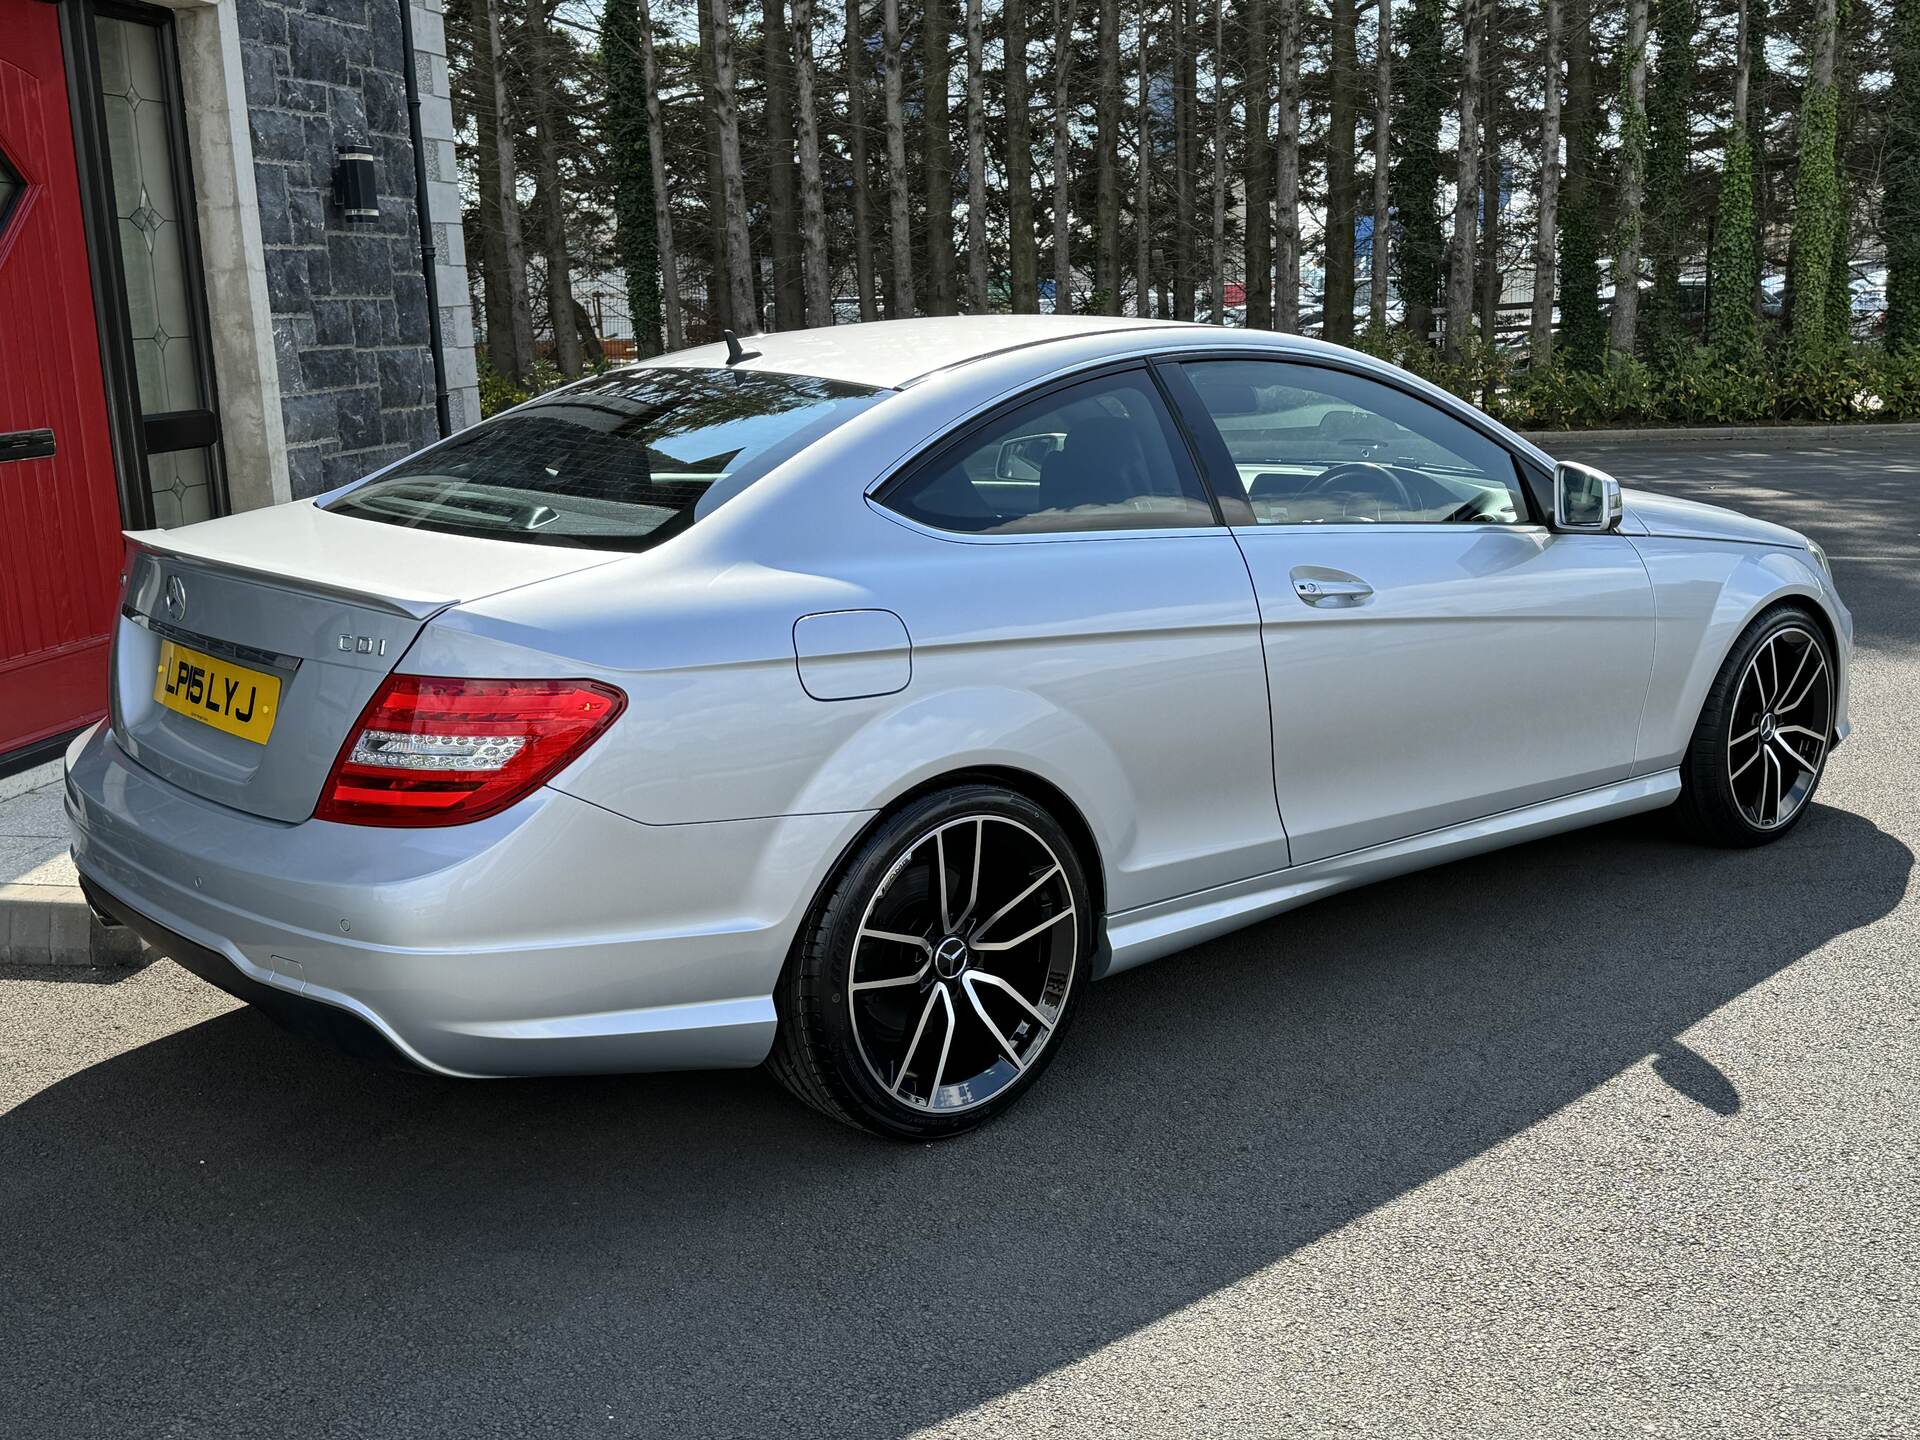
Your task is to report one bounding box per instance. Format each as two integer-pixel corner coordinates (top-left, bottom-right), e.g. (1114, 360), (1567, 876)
(1137, 1), (1153, 316)
(924, 0), (957, 313)
(1787, 0), (1839, 353)
(699, 0), (732, 332)
(606, 0), (661, 357)
(1325, 0), (1357, 341)
(846, 0), (878, 320)
(527, 0), (581, 377)
(1887, 0), (1920, 350)
(570, 297), (607, 366)
(763, 0), (803, 328)
(708, 0), (757, 331)
(1529, 0), (1561, 362)
(478, 0), (535, 383)
(1007, 0), (1038, 311)
(1052, 0), (1077, 310)
(1245, 0), (1273, 329)
(1396, 0), (1445, 342)
(793, 0), (834, 325)
(1477, 2), (1499, 343)
(634, 0), (682, 349)
(1096, 0), (1123, 313)
(1609, 0), (1649, 357)
(1445, 0), (1479, 360)
(1275, 0), (1300, 329)
(1210, 0), (1226, 321)
(1369, 0), (1391, 335)
(965, 0), (989, 309)
(1558, 0), (1604, 367)
(884, 0), (917, 315)
(1173, 0), (1193, 319)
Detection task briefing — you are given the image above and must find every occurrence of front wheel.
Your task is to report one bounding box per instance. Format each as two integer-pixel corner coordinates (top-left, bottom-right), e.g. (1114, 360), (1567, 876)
(1675, 605), (1835, 846)
(768, 784), (1090, 1140)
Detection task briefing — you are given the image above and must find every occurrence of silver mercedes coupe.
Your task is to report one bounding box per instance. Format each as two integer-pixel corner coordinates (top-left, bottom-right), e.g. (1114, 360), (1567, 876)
(67, 317), (1851, 1138)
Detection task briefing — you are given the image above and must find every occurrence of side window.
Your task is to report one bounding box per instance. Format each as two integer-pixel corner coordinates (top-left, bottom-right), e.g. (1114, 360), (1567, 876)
(880, 371), (1216, 535)
(1176, 359), (1531, 526)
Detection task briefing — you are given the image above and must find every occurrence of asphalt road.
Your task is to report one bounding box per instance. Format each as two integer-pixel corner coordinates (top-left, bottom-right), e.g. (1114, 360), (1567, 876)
(3, 435), (1917, 1438)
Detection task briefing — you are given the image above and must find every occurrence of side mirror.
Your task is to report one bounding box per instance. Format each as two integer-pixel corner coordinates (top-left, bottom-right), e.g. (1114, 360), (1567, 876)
(1554, 461), (1623, 532)
(995, 432), (1063, 481)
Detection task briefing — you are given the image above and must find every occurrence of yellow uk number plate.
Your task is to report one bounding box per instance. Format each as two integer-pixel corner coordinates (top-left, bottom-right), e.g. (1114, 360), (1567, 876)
(153, 639), (281, 745)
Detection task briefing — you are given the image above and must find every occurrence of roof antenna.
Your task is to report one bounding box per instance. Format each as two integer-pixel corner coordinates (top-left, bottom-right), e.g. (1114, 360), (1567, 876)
(722, 329), (761, 366)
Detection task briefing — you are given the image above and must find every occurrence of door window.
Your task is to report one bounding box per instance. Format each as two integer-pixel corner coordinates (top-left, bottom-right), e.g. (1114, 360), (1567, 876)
(1176, 359), (1530, 526)
(95, 6), (221, 527)
(880, 371), (1215, 535)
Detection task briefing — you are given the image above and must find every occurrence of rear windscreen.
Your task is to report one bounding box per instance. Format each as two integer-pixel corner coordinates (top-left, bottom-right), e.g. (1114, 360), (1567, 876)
(325, 367), (888, 550)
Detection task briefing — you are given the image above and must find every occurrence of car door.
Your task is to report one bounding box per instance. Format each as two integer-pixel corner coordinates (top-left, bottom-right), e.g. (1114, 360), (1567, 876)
(1163, 356), (1655, 866)
(873, 364), (1290, 911)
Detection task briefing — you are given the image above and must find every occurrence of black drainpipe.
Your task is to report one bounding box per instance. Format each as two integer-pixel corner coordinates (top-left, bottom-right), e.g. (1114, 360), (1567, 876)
(399, 0), (453, 438)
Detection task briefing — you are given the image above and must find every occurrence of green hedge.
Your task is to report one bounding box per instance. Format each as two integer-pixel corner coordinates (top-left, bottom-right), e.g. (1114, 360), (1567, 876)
(1353, 331), (1920, 430)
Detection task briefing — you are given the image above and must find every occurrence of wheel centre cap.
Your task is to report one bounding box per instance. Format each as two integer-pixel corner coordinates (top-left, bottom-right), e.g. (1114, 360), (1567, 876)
(933, 935), (970, 980)
(1759, 713), (1777, 740)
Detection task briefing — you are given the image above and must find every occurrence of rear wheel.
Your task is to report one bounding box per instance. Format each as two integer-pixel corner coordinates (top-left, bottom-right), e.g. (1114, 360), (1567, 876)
(768, 784), (1090, 1140)
(1675, 605), (1835, 846)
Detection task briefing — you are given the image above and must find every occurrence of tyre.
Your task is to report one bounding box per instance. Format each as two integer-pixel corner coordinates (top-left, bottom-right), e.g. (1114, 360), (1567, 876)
(768, 783), (1091, 1139)
(1675, 604), (1835, 847)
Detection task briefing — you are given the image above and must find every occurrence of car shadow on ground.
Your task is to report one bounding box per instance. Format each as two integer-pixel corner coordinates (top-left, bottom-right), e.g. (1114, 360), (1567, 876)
(1, 804), (1908, 1437)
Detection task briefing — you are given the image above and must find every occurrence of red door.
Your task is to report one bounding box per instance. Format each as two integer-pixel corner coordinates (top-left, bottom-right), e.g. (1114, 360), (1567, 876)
(0, 0), (126, 756)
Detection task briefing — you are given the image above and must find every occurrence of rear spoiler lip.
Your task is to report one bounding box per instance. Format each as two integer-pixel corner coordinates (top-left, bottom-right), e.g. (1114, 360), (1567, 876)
(122, 530), (451, 621)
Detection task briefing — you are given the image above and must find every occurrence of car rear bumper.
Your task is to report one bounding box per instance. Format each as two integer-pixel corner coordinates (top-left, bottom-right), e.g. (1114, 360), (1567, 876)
(65, 724), (868, 1077)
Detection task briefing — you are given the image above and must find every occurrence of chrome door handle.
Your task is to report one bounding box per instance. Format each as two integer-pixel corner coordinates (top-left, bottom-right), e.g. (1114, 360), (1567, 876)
(1291, 573), (1374, 606)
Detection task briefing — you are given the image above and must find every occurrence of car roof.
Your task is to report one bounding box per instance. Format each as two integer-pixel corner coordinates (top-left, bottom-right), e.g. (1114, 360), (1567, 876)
(635, 315), (1210, 389)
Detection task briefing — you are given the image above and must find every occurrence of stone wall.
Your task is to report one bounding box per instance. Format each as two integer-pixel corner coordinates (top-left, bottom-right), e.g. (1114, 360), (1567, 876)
(233, 0), (475, 500)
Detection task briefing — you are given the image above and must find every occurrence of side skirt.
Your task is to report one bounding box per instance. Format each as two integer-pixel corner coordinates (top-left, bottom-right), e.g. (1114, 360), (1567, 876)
(1100, 770), (1682, 978)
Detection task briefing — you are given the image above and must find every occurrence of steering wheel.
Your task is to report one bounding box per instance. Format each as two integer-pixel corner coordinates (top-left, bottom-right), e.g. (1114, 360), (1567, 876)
(1300, 462), (1417, 519)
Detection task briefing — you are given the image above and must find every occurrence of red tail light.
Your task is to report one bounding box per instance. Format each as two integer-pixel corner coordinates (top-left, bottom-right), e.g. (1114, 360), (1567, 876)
(315, 675), (626, 827)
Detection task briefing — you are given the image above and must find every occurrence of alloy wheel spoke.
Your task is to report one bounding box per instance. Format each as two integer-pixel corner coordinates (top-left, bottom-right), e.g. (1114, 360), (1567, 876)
(860, 928), (932, 955)
(1778, 655), (1828, 713)
(1731, 746), (1762, 781)
(1729, 725), (1759, 746)
(933, 829), (953, 933)
(972, 905), (1075, 953)
(959, 818), (983, 929)
(1776, 723), (1827, 745)
(1777, 642), (1813, 714)
(1770, 736), (1812, 776)
(971, 863), (1063, 944)
(851, 959), (930, 992)
(891, 984), (946, 1097)
(1752, 647), (1775, 708)
(919, 984), (957, 1104)
(960, 973), (1026, 1072)
(967, 971), (1056, 1033)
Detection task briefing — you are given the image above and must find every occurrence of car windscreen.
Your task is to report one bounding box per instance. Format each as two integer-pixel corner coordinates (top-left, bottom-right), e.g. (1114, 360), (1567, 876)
(324, 367), (889, 551)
